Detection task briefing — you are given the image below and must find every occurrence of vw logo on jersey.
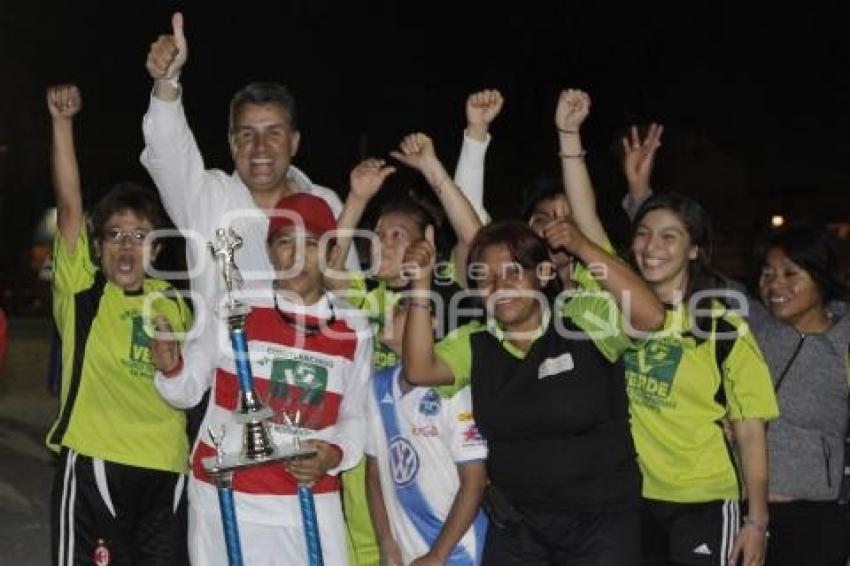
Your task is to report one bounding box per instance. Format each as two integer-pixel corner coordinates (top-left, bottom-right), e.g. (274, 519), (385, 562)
(389, 436), (420, 486)
(418, 389), (441, 417)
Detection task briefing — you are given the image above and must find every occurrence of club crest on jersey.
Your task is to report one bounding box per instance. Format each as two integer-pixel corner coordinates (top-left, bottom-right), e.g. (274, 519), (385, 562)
(418, 389), (441, 416)
(389, 437), (420, 486)
(93, 539), (111, 566)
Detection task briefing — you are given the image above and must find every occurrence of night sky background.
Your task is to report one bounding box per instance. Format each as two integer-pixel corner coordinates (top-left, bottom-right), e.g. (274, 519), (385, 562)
(1, 1), (848, 311)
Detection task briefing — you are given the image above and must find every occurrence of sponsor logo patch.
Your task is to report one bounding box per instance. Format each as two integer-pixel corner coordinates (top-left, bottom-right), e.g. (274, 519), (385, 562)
(389, 437), (419, 486)
(418, 389), (441, 416)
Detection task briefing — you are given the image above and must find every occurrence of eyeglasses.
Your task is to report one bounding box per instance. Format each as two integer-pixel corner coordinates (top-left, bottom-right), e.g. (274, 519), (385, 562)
(103, 228), (151, 246)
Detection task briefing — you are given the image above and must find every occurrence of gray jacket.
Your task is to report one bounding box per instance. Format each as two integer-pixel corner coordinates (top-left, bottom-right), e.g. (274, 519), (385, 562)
(749, 300), (850, 500)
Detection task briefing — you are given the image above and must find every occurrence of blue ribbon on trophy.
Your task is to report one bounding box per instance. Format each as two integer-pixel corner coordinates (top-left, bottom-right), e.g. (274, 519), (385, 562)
(205, 228), (318, 566)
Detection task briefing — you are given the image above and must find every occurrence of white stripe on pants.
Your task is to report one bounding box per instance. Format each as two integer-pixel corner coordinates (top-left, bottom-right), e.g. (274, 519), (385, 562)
(720, 499), (740, 566)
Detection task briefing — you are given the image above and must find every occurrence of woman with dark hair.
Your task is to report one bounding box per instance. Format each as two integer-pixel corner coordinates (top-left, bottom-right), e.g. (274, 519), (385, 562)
(749, 222), (850, 566)
(557, 88), (779, 566)
(402, 218), (665, 564)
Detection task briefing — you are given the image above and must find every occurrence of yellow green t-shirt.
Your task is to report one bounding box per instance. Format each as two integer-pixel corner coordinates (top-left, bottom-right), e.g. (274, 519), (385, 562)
(47, 229), (192, 473)
(569, 242), (780, 502)
(625, 303), (779, 502)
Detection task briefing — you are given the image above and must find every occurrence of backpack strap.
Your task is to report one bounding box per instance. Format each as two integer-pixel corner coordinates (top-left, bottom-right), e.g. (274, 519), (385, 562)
(712, 316), (738, 409)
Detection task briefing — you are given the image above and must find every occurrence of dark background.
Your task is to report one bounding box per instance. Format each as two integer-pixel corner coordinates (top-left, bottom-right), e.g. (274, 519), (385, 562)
(1, 1), (849, 312)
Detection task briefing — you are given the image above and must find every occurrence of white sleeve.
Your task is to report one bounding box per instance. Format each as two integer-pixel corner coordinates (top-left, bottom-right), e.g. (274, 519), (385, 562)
(140, 94), (223, 231)
(313, 331), (373, 475)
(622, 189), (654, 222)
(446, 387), (487, 463)
(154, 317), (218, 409)
(453, 133), (491, 224)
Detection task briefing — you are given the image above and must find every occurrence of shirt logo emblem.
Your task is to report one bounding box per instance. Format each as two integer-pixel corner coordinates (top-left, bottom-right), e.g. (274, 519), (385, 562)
(418, 389), (441, 416)
(389, 437), (419, 486)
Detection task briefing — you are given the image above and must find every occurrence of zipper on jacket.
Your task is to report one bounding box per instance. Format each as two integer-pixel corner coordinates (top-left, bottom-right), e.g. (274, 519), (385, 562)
(821, 435), (832, 488)
(774, 334), (806, 393)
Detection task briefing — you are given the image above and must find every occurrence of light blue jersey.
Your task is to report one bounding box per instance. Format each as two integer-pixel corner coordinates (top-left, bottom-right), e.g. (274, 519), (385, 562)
(366, 366), (488, 565)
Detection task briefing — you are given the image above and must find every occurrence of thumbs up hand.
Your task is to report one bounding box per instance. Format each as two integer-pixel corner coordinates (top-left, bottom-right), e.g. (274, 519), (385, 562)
(146, 12), (188, 82)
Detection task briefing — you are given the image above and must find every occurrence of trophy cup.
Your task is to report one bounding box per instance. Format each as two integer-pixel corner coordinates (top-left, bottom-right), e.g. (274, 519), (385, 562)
(205, 228), (318, 566)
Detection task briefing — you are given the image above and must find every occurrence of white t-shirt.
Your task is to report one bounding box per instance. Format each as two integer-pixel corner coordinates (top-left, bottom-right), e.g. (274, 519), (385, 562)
(365, 366), (488, 565)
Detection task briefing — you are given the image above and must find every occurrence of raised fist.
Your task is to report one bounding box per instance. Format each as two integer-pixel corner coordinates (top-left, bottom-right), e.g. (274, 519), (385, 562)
(466, 89), (504, 132)
(46, 84), (82, 120)
(555, 89), (591, 132)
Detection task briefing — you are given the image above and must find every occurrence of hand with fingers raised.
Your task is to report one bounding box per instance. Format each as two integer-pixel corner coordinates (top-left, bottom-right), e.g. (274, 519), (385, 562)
(621, 122), (663, 199)
(349, 158), (396, 203)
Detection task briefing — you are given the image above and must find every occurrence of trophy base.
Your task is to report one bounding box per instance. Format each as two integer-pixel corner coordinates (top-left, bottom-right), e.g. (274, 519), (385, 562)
(202, 444), (318, 476)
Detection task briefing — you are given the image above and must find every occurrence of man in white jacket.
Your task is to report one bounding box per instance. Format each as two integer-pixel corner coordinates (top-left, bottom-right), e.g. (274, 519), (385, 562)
(143, 13), (354, 310)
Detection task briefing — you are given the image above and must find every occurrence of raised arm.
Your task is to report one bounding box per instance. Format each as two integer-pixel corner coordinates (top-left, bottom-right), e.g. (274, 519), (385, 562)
(554, 89), (609, 247)
(326, 159), (396, 287)
(47, 85), (84, 252)
(544, 217), (665, 333)
(454, 89), (503, 223)
(400, 234), (457, 386)
(392, 133), (482, 278)
(141, 12), (214, 229)
(621, 123), (663, 221)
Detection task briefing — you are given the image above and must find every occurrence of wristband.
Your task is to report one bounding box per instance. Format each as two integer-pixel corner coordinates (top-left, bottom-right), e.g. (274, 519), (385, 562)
(404, 299), (432, 311)
(558, 150), (587, 159)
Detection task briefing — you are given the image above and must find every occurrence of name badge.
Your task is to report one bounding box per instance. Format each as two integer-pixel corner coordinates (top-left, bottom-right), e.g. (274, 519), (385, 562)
(538, 352), (574, 379)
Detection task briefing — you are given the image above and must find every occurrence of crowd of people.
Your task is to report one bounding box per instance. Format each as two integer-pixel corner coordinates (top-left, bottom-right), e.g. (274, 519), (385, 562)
(36, 11), (849, 566)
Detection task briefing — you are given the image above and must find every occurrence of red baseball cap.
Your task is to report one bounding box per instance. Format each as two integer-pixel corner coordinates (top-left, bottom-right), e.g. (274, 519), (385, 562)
(267, 193), (336, 241)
